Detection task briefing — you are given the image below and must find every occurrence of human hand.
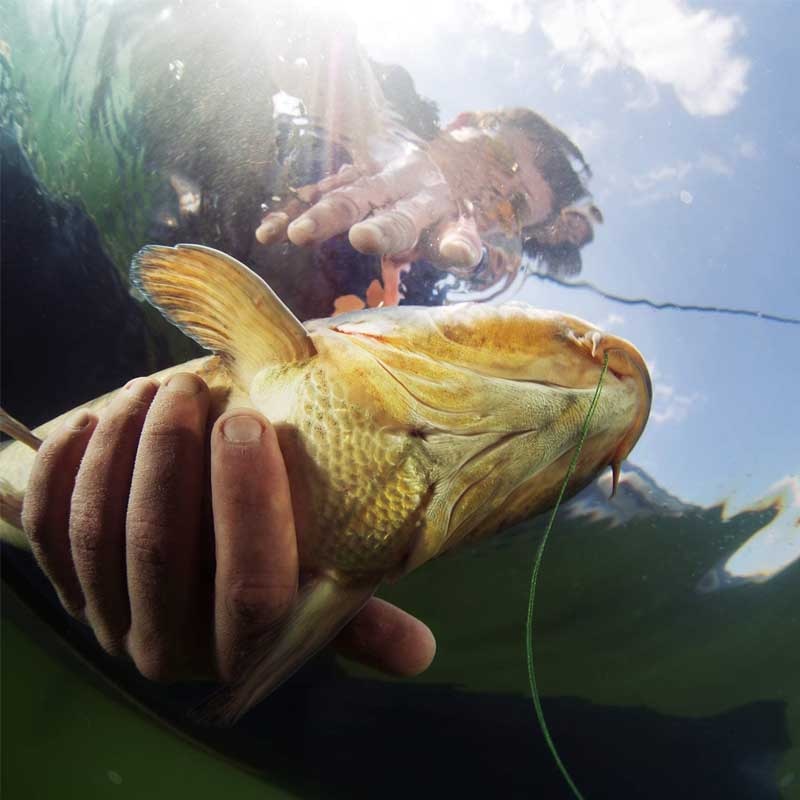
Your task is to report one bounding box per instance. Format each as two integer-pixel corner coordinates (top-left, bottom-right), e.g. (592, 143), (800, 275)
(255, 115), (556, 284)
(256, 151), (466, 263)
(22, 372), (436, 683)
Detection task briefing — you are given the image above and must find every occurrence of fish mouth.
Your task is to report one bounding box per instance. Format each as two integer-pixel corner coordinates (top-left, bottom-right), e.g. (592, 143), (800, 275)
(566, 326), (652, 489)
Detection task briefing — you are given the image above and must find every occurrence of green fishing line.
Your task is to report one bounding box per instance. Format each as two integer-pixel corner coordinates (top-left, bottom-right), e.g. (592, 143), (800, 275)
(526, 351), (609, 800)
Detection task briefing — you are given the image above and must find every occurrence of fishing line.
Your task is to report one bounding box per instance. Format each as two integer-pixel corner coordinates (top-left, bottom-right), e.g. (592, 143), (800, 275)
(531, 272), (800, 327)
(526, 351), (609, 800)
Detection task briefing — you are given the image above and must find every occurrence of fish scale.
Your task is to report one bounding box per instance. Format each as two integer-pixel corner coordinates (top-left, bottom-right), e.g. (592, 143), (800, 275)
(285, 359), (429, 574)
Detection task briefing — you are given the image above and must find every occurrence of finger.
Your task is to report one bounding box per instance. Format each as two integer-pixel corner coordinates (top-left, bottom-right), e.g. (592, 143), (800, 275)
(211, 411), (298, 682)
(256, 212), (290, 245)
(296, 163), (361, 203)
(22, 410), (98, 617)
(287, 191), (373, 247)
(349, 187), (450, 256)
(255, 199), (308, 245)
(287, 165), (426, 247)
(435, 215), (483, 270)
(333, 597), (436, 677)
(69, 378), (159, 655)
(124, 372), (210, 682)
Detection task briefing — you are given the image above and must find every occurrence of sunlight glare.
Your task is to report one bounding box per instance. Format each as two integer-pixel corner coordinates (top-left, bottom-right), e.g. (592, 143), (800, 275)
(326, 0), (453, 51)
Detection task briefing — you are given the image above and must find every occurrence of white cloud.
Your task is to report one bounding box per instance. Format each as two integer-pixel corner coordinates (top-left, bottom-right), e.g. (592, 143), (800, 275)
(651, 381), (702, 424)
(564, 119), (608, 151)
(348, 0), (533, 53)
(540, 0), (750, 117)
(601, 312), (625, 329)
(722, 476), (800, 582)
(478, 0), (534, 34)
(735, 136), (760, 160)
(631, 151), (733, 203)
(696, 152), (734, 176)
(633, 160), (693, 192)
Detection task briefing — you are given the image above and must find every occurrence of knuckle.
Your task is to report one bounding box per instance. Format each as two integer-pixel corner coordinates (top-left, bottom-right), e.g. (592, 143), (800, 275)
(222, 482), (267, 516)
(22, 503), (58, 556)
(125, 519), (170, 568)
(21, 502), (45, 545)
(140, 419), (200, 456)
(357, 173), (386, 192)
(68, 517), (104, 556)
(141, 418), (186, 441)
(324, 193), (360, 218)
(225, 577), (294, 627)
(98, 401), (144, 435)
(33, 440), (61, 470)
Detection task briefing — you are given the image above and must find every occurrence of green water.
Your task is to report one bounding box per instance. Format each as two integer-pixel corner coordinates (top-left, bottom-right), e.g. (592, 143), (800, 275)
(1, 591), (295, 799)
(4, 506), (798, 797)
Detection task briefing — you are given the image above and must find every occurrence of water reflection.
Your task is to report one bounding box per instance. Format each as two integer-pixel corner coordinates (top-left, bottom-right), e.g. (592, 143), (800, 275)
(698, 477), (800, 592)
(6, 0), (602, 321)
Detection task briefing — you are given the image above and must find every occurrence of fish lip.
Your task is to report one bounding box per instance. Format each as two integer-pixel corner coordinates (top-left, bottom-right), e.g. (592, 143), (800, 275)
(592, 334), (653, 469)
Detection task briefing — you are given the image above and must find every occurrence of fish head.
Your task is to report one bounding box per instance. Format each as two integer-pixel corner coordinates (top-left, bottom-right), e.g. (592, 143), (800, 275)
(311, 302), (651, 573)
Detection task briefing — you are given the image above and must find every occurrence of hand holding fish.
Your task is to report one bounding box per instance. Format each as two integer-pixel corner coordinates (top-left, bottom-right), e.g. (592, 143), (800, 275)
(19, 373), (436, 684)
(0, 244), (650, 722)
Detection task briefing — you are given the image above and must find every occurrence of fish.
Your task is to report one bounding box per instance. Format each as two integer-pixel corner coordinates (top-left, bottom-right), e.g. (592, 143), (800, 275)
(0, 243), (652, 723)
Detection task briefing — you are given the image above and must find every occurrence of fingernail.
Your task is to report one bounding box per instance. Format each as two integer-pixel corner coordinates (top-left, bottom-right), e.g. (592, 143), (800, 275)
(255, 221), (278, 244)
(349, 221), (388, 254)
(67, 410), (92, 431)
(222, 415), (263, 443)
(124, 377), (157, 400)
(165, 372), (202, 395)
(289, 217), (316, 239)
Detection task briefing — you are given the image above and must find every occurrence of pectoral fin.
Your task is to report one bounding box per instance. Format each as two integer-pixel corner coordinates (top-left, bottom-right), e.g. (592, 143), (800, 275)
(197, 573), (378, 725)
(131, 244), (316, 389)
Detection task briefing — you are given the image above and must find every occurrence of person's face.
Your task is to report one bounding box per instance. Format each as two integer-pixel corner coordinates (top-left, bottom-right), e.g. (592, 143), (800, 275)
(498, 126), (555, 228)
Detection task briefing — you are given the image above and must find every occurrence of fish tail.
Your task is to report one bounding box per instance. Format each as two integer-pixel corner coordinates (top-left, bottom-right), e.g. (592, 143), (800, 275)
(197, 573), (378, 726)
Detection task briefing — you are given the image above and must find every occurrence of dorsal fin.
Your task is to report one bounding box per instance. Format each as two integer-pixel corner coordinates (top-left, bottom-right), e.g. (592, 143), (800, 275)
(131, 244), (315, 388)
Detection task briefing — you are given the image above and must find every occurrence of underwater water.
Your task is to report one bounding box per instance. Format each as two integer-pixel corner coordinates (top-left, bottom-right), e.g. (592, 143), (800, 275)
(1, 1), (798, 798)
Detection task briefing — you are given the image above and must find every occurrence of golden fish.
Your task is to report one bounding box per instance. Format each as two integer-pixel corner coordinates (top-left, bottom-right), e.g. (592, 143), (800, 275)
(0, 244), (651, 722)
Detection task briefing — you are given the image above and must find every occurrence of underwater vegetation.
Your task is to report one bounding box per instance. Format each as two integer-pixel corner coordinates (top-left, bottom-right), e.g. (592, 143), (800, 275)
(1, 2), (161, 279)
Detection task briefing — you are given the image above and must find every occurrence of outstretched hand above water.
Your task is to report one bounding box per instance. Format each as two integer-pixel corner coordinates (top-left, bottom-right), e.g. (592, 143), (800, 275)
(256, 110), (597, 304)
(22, 372), (436, 684)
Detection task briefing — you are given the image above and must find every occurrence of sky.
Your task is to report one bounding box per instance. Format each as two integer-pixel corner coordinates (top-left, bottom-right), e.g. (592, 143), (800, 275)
(337, 0), (800, 508)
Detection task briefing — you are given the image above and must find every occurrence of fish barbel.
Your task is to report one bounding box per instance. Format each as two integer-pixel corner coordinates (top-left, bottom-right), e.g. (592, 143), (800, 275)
(0, 244), (651, 722)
